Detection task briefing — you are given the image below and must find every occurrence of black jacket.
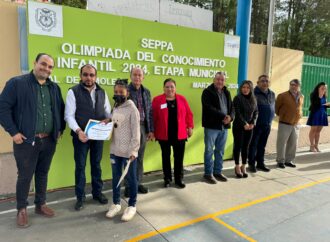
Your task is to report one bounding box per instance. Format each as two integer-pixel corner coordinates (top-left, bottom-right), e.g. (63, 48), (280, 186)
(128, 83), (154, 133)
(71, 83), (106, 133)
(233, 94), (258, 127)
(0, 72), (66, 143)
(201, 84), (234, 130)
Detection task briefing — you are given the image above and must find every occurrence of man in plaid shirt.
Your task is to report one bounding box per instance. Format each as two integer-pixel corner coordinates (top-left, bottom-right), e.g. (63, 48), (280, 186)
(125, 67), (154, 196)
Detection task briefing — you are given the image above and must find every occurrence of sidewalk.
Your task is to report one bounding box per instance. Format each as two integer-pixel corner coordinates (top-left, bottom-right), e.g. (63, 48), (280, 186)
(1, 118), (330, 197)
(0, 144), (329, 242)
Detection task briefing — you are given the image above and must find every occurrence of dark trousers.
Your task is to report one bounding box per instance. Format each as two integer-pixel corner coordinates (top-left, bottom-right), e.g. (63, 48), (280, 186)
(232, 124), (253, 165)
(125, 123), (146, 189)
(159, 140), (186, 183)
(111, 154), (137, 207)
(248, 124), (271, 167)
(13, 137), (56, 210)
(136, 124), (147, 184)
(72, 136), (104, 200)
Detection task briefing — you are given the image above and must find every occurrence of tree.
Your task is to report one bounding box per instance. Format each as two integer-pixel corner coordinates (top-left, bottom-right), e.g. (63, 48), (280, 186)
(274, 0), (330, 57)
(51, 0), (86, 9)
(174, 0), (237, 33)
(250, 0), (269, 44)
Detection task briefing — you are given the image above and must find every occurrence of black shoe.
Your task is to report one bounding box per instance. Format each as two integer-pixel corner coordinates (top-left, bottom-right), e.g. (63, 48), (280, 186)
(164, 180), (171, 188)
(93, 193), (108, 204)
(74, 200), (84, 211)
(256, 165), (270, 172)
(240, 167), (248, 178)
(203, 175), (217, 184)
(213, 173), (228, 182)
(175, 181), (186, 189)
(234, 168), (243, 178)
(248, 166), (257, 173)
(124, 187), (130, 198)
(138, 185), (149, 194)
(285, 161), (296, 168)
(277, 163), (285, 169)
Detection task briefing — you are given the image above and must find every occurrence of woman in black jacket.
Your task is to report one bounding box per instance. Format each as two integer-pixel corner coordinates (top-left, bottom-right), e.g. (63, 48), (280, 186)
(232, 80), (258, 178)
(307, 82), (330, 152)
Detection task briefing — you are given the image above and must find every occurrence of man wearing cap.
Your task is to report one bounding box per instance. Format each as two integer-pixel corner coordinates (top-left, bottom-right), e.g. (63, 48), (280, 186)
(275, 79), (304, 168)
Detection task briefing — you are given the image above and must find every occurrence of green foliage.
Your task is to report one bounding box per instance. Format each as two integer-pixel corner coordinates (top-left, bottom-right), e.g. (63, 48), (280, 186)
(176, 0), (329, 58)
(52, 0), (86, 9)
(274, 0), (330, 58)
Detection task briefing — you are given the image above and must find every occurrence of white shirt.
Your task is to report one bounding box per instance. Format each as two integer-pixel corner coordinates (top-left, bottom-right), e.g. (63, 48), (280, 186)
(64, 86), (112, 132)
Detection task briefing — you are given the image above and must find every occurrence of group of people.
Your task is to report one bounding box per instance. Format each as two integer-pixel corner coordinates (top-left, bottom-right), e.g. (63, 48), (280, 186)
(0, 53), (329, 228)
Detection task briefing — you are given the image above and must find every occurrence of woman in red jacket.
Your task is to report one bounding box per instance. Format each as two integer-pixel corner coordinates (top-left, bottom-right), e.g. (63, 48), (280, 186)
(152, 78), (194, 189)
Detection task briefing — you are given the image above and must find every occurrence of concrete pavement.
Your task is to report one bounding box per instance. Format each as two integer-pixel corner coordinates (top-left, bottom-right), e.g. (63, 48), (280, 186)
(0, 144), (329, 242)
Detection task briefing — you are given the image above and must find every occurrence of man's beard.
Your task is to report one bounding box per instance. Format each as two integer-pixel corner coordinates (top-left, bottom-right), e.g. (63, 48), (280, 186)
(82, 82), (94, 88)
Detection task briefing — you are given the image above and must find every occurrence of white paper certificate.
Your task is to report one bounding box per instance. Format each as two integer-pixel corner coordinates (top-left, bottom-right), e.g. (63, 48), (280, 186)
(84, 119), (113, 140)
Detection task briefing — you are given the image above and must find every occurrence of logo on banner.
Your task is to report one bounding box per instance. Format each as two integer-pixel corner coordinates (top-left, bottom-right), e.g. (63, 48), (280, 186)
(224, 35), (240, 58)
(28, 1), (63, 37)
(35, 8), (57, 31)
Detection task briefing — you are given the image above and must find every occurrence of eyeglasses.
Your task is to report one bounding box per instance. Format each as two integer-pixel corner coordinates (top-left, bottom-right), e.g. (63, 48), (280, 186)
(260, 79), (269, 83)
(82, 73), (95, 77)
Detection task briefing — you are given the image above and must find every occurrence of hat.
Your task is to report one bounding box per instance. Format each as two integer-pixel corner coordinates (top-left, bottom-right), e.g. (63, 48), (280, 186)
(290, 79), (301, 86)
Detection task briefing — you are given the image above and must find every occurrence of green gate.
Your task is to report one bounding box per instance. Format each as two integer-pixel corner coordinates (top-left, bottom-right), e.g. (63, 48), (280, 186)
(301, 55), (330, 116)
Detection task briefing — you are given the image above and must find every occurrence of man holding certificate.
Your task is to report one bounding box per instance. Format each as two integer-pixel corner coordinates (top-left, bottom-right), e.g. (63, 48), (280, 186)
(64, 64), (111, 211)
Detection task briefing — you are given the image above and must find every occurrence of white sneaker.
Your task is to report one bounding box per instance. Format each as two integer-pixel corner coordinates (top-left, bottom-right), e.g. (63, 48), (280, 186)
(106, 204), (121, 218)
(121, 206), (136, 222)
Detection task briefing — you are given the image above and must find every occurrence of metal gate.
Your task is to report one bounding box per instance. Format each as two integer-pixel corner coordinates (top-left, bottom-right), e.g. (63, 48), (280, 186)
(301, 55), (330, 116)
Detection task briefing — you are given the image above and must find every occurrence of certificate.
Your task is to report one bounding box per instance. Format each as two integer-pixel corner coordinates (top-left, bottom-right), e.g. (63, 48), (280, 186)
(84, 119), (113, 140)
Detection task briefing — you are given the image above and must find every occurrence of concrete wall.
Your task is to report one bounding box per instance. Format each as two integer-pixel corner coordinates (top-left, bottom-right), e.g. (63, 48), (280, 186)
(247, 43), (267, 83)
(247, 43), (304, 96)
(270, 46), (304, 95)
(0, 0), (21, 154)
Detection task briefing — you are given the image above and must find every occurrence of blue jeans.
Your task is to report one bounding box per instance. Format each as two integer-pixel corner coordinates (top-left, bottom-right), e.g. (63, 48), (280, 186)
(248, 124), (271, 167)
(110, 154), (137, 207)
(203, 128), (228, 175)
(73, 136), (104, 200)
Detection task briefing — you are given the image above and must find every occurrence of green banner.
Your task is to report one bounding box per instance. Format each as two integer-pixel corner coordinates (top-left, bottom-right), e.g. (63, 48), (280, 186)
(27, 2), (239, 189)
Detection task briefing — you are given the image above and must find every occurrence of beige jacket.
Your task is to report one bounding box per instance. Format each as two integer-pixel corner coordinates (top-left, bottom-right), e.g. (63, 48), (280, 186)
(110, 100), (140, 158)
(275, 91), (304, 125)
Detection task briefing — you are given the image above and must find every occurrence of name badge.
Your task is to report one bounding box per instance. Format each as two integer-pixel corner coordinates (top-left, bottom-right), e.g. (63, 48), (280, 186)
(160, 103), (167, 109)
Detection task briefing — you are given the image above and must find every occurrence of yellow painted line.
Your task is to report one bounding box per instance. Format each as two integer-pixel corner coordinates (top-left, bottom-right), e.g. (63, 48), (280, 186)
(212, 217), (257, 242)
(126, 214), (213, 242)
(125, 231), (159, 242)
(126, 177), (330, 242)
(212, 176), (330, 217)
